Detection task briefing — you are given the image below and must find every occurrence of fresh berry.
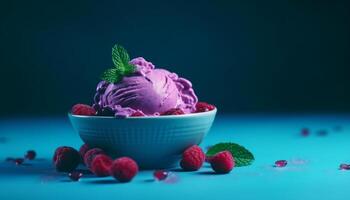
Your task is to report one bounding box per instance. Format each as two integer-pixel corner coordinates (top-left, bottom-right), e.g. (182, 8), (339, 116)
(68, 171), (83, 181)
(79, 144), (91, 163)
(84, 148), (104, 169)
(53, 146), (80, 172)
(71, 104), (96, 116)
(25, 150), (36, 160)
(161, 108), (185, 116)
(130, 110), (145, 117)
(91, 154), (113, 177)
(153, 170), (169, 181)
(180, 145), (205, 171)
(195, 102), (215, 113)
(275, 160), (288, 167)
(210, 151), (234, 174)
(15, 158), (24, 165)
(110, 157), (138, 182)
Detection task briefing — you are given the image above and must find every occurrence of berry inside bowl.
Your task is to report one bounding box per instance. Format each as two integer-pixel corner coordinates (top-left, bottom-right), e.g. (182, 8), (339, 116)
(68, 109), (217, 169)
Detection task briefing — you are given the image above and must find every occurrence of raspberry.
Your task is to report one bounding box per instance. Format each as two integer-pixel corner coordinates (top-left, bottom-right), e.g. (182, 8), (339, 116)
(84, 148), (105, 169)
(71, 104), (96, 116)
(195, 102), (215, 113)
(180, 145), (205, 171)
(130, 110), (145, 117)
(25, 150), (36, 160)
(110, 157), (138, 182)
(53, 146), (80, 172)
(79, 144), (91, 163)
(161, 108), (185, 116)
(210, 151), (235, 174)
(91, 154), (113, 177)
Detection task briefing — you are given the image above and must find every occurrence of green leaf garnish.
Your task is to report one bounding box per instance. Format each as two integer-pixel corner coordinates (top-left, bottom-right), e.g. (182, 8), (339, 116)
(101, 44), (136, 83)
(206, 142), (255, 167)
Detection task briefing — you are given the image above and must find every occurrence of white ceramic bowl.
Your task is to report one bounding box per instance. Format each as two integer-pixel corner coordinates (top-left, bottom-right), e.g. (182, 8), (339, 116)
(68, 109), (217, 169)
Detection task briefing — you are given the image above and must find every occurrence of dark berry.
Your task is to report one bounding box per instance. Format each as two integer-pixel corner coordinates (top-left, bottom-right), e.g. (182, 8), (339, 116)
(91, 154), (113, 177)
(97, 106), (114, 116)
(161, 108), (185, 116)
(84, 148), (105, 169)
(110, 157), (138, 182)
(25, 150), (36, 160)
(68, 171), (83, 181)
(53, 146), (80, 172)
(195, 102), (215, 113)
(71, 104), (96, 116)
(79, 144), (91, 163)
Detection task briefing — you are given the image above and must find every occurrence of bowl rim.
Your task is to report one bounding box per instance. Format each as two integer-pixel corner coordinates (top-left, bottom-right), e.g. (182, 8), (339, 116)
(68, 108), (217, 119)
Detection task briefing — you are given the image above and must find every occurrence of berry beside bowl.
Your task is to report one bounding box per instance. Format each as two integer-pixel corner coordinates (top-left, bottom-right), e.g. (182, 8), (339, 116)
(68, 106), (216, 169)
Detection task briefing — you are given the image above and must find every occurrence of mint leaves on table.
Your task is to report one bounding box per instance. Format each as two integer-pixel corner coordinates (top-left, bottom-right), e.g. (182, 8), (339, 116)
(102, 44), (136, 83)
(206, 142), (255, 167)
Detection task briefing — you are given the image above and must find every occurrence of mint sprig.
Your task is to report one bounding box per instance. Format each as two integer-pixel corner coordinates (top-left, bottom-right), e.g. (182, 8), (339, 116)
(102, 44), (136, 83)
(206, 142), (255, 167)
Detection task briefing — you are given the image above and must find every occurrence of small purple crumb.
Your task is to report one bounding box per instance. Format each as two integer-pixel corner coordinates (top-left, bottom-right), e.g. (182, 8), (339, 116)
(274, 160), (287, 168)
(301, 128), (310, 137)
(339, 164), (350, 170)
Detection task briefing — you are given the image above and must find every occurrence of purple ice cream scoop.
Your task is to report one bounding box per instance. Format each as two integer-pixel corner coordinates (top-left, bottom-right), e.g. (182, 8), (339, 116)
(93, 57), (198, 117)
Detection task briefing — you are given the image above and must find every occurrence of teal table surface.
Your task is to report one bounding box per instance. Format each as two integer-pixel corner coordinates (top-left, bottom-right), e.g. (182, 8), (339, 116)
(0, 115), (349, 200)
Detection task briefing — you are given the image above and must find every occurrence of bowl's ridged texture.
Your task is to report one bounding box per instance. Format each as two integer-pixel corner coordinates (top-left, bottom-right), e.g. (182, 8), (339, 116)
(68, 109), (216, 169)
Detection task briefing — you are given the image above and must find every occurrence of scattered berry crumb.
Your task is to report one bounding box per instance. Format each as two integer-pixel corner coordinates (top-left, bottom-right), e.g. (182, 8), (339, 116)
(15, 158), (24, 165)
(68, 171), (83, 181)
(339, 163), (350, 170)
(301, 128), (310, 136)
(274, 160), (288, 167)
(153, 170), (169, 181)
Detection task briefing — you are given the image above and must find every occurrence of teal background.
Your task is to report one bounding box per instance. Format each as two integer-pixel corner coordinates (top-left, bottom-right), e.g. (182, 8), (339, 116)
(0, 115), (349, 199)
(1, 0), (350, 116)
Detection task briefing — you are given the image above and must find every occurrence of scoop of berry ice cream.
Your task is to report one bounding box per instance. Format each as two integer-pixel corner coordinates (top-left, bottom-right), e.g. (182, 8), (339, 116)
(93, 57), (197, 117)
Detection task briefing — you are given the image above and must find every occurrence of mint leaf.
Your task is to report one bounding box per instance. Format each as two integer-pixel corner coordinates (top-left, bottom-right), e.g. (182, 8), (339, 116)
(101, 68), (121, 83)
(112, 44), (130, 68)
(102, 44), (136, 83)
(206, 142), (255, 167)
